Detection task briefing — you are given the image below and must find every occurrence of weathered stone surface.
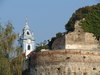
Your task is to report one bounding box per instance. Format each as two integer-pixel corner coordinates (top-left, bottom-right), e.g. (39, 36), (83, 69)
(52, 36), (65, 49)
(28, 20), (100, 75)
(30, 49), (100, 75)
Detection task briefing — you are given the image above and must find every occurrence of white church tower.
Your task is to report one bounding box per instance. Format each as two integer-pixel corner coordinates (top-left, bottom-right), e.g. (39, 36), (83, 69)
(18, 17), (35, 57)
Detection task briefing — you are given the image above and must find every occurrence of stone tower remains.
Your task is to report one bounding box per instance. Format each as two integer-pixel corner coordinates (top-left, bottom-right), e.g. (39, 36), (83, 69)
(52, 20), (99, 50)
(29, 20), (100, 75)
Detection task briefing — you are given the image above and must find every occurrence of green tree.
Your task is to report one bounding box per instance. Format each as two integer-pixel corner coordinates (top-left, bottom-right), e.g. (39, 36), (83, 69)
(0, 21), (24, 75)
(56, 32), (63, 38)
(0, 22), (17, 58)
(65, 3), (100, 40)
(35, 40), (49, 52)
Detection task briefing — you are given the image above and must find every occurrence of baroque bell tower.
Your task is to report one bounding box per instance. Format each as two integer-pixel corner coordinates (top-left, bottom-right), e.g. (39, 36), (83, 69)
(18, 17), (35, 57)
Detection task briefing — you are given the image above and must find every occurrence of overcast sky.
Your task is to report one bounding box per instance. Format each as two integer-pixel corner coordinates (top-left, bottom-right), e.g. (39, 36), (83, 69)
(0, 0), (99, 44)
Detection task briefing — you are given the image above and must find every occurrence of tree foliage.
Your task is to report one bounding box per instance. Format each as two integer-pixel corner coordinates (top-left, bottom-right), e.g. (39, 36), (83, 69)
(0, 22), (24, 75)
(35, 40), (49, 52)
(56, 32), (63, 38)
(0, 22), (17, 57)
(65, 3), (100, 40)
(35, 45), (49, 52)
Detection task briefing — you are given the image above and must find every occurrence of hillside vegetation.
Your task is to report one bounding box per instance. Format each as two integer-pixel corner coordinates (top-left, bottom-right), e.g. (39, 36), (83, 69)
(65, 3), (100, 40)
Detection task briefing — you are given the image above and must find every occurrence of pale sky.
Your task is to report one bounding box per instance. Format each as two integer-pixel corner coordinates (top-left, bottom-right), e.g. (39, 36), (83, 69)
(0, 0), (99, 44)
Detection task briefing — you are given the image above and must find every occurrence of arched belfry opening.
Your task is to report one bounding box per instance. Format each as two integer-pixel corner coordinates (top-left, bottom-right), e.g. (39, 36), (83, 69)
(27, 31), (30, 35)
(28, 45), (31, 50)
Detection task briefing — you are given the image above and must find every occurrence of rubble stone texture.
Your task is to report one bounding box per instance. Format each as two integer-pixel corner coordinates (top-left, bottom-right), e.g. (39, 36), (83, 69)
(29, 20), (100, 75)
(30, 50), (100, 75)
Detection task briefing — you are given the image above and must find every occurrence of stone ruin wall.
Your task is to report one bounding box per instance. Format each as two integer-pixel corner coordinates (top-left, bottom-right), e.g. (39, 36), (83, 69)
(65, 32), (99, 50)
(52, 36), (65, 49)
(30, 49), (100, 75)
(52, 32), (99, 50)
(52, 21), (99, 50)
(29, 20), (100, 75)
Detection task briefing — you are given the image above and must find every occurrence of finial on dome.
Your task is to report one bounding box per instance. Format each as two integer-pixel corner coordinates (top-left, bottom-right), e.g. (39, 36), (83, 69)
(24, 16), (30, 30)
(25, 16), (28, 26)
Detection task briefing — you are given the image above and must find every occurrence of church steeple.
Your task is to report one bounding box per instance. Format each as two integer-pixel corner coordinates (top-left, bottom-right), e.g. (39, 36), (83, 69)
(18, 17), (35, 58)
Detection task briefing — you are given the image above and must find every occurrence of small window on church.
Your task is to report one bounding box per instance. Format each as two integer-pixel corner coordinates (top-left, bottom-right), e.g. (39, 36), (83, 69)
(28, 45), (30, 50)
(27, 31), (30, 35)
